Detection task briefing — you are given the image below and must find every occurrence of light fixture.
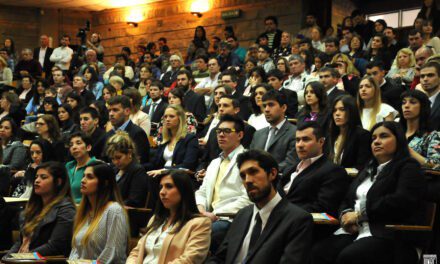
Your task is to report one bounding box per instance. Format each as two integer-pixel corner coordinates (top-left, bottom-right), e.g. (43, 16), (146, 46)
(190, 0), (210, 18)
(191, 12), (203, 18)
(127, 22), (138, 27)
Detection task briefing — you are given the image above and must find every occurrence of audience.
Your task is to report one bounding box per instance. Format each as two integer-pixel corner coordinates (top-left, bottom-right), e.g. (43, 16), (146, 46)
(296, 81), (331, 131)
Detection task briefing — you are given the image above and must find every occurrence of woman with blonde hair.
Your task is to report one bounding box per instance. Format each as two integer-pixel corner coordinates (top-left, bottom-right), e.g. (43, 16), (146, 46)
(357, 76), (397, 130)
(146, 105), (199, 177)
(331, 53), (361, 97)
(69, 161), (129, 264)
(386, 48), (416, 85)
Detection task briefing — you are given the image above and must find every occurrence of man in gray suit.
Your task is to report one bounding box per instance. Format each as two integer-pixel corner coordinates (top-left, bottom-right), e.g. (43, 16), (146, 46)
(249, 90), (297, 173)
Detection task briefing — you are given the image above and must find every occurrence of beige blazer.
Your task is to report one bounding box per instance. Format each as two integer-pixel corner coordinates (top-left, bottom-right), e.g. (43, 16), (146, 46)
(126, 216), (211, 264)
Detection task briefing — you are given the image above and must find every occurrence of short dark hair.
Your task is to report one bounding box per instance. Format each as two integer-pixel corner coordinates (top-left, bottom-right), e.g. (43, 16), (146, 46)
(264, 16), (278, 26)
(237, 149), (279, 187)
(319, 66), (340, 78)
(259, 45), (271, 53)
(266, 69), (284, 80)
(150, 80), (164, 90)
(324, 37), (339, 47)
(80, 106), (100, 120)
(107, 95), (131, 109)
(420, 61), (440, 76)
(115, 53), (128, 63)
(408, 29), (422, 36)
(219, 94), (240, 108)
(366, 60), (386, 70)
(158, 37), (167, 43)
(177, 69), (193, 80)
(385, 27), (397, 35)
(351, 9), (364, 18)
(218, 114), (245, 133)
(297, 121), (324, 140)
(219, 70), (238, 83)
(123, 88), (142, 109)
(227, 35), (238, 41)
(68, 131), (92, 147)
(262, 89), (287, 107)
(195, 54), (209, 63)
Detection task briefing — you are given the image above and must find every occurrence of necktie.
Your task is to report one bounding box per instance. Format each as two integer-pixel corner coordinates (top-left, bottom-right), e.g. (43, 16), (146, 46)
(264, 127), (277, 151)
(248, 213), (262, 254)
(149, 102), (157, 117)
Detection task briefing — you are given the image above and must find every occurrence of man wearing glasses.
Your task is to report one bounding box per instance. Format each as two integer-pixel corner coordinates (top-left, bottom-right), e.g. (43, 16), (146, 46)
(195, 114), (251, 252)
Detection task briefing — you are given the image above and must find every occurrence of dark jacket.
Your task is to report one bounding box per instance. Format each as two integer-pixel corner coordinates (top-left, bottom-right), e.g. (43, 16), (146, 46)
(33, 47), (54, 77)
(144, 133), (199, 172)
(90, 127), (107, 160)
(232, 92), (252, 121)
(279, 156), (351, 217)
(279, 88), (298, 118)
(2, 140), (28, 171)
(142, 99), (168, 124)
(380, 78), (405, 111)
(183, 89), (207, 123)
(5, 198), (76, 258)
(339, 158), (426, 242)
(116, 161), (149, 208)
(207, 198), (313, 264)
(257, 29), (283, 50)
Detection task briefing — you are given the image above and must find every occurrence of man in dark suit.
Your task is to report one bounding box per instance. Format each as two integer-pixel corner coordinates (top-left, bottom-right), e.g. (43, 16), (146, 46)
(279, 122), (350, 218)
(421, 62), (440, 131)
(220, 71), (252, 120)
(207, 149), (313, 264)
(250, 90), (297, 173)
(319, 66), (347, 104)
(142, 80), (168, 135)
(72, 75), (95, 105)
(267, 69), (298, 118)
(176, 69), (206, 123)
(79, 107), (107, 160)
(198, 95), (255, 170)
(33, 34), (54, 79)
(106, 95), (150, 164)
(366, 61), (404, 110)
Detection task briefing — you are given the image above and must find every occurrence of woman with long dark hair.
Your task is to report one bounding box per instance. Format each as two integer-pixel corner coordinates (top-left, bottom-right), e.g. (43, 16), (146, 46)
(296, 81), (330, 131)
(69, 161), (129, 263)
(25, 78), (49, 116)
(58, 103), (80, 142)
(3, 161), (76, 258)
(364, 33), (392, 70)
(187, 26), (210, 63)
(327, 95), (371, 171)
(417, 0), (440, 34)
(312, 121), (426, 264)
(0, 117), (28, 171)
(399, 89), (440, 168)
(248, 83), (272, 130)
(84, 66), (104, 100)
(127, 170), (211, 264)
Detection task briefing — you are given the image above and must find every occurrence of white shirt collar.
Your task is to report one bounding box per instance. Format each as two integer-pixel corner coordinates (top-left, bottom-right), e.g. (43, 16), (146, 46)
(252, 192), (282, 229)
(326, 86), (337, 95)
(429, 90), (439, 106)
(272, 118), (286, 131)
(379, 78), (387, 87)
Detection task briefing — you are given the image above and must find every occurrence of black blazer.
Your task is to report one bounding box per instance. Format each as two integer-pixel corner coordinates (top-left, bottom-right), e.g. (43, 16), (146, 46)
(280, 88), (298, 118)
(90, 127), (107, 160)
(142, 99), (168, 124)
(296, 110), (331, 133)
(232, 92), (252, 121)
(327, 87), (348, 105)
(326, 126), (372, 171)
(116, 161), (149, 208)
(341, 75), (360, 98)
(430, 93), (440, 131)
(279, 156), (351, 217)
(144, 133), (199, 171)
(106, 120), (150, 164)
(33, 47), (54, 77)
(199, 122), (255, 170)
(339, 158), (426, 241)
(183, 89), (206, 123)
(207, 199), (313, 264)
(6, 198), (75, 258)
(380, 78), (405, 111)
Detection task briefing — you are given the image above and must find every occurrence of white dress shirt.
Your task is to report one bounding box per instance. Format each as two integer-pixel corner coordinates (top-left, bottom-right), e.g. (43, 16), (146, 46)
(38, 47), (47, 68)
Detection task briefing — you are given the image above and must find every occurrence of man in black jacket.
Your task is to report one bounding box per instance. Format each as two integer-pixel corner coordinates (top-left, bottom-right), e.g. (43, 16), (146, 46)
(208, 149), (313, 264)
(267, 69), (298, 118)
(79, 107), (107, 160)
(142, 80), (168, 135)
(176, 69), (206, 123)
(220, 71), (252, 120)
(256, 16), (283, 50)
(33, 34), (54, 79)
(106, 95), (150, 164)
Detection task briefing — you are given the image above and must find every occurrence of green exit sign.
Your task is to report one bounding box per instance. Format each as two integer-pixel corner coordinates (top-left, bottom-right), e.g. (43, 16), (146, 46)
(222, 9), (241, 19)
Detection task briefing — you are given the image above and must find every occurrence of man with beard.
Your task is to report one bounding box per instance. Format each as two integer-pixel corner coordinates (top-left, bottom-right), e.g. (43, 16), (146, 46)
(176, 69), (206, 122)
(195, 114), (251, 252)
(207, 149), (313, 264)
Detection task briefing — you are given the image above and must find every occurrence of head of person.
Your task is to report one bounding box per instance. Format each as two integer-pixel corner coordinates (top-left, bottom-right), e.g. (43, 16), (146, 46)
(318, 66), (340, 90)
(40, 34), (49, 47)
(257, 45), (271, 62)
(207, 57), (221, 75)
(351, 9), (366, 25)
(143, 52), (154, 64)
(324, 37), (339, 55)
(422, 19), (434, 37)
(276, 57), (290, 75)
(0, 117), (19, 144)
(83, 66), (99, 83)
(226, 36), (239, 49)
(91, 33), (101, 44)
(237, 149), (279, 207)
(366, 61), (386, 84)
(36, 114), (60, 141)
(249, 66), (267, 85)
(168, 87), (185, 106)
(79, 107), (100, 135)
(414, 17), (424, 31)
(420, 61), (440, 96)
(35, 78), (49, 95)
(314, 53), (330, 72)
(408, 29), (423, 50)
(370, 121), (409, 164)
(169, 54), (183, 69)
(216, 114), (244, 153)
(147, 170), (199, 233)
(42, 96), (59, 114)
(52, 69), (65, 84)
(288, 54), (306, 76)
(371, 33), (388, 50)
(341, 27), (354, 43)
(262, 89), (287, 125)
(72, 75), (87, 91)
(213, 84), (233, 107)
(73, 161), (127, 247)
(0, 92), (19, 112)
(383, 27), (397, 42)
(218, 94), (240, 117)
(21, 49), (33, 61)
(123, 88), (142, 112)
(219, 71), (238, 91)
(374, 19), (387, 33)
(138, 64), (152, 81)
(162, 104), (187, 142)
(251, 83), (273, 114)
(331, 53), (360, 76)
(330, 95), (361, 131)
(102, 85), (117, 103)
(68, 132), (92, 162)
(106, 131), (137, 170)
(107, 95), (131, 128)
(149, 80), (164, 101)
(394, 48), (416, 69)
(23, 161), (72, 237)
(264, 16), (278, 33)
(85, 49), (97, 63)
(66, 91), (84, 111)
(29, 139), (54, 165)
(0, 56), (7, 69)
(266, 69), (285, 90)
(111, 65), (126, 81)
(115, 54), (128, 67)
(244, 57), (258, 74)
(350, 34), (364, 52)
(304, 81), (327, 112)
(219, 42), (233, 58)
(176, 69), (193, 91)
(21, 75), (33, 90)
(60, 35), (70, 47)
(399, 89), (431, 134)
(195, 55), (209, 71)
(415, 47), (434, 70)
(295, 122), (325, 160)
(57, 103), (73, 124)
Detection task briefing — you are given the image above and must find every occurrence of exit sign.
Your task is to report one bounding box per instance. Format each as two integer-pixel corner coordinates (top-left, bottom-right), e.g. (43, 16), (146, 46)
(222, 9), (241, 19)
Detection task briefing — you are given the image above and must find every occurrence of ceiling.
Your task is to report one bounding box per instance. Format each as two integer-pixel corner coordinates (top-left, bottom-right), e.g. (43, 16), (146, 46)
(0, 0), (166, 11)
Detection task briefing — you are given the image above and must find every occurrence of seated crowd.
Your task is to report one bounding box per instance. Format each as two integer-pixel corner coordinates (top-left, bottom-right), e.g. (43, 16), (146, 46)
(0, 7), (440, 264)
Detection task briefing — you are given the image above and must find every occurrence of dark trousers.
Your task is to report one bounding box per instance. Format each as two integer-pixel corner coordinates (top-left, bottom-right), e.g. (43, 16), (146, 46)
(311, 234), (419, 264)
(210, 220), (231, 253)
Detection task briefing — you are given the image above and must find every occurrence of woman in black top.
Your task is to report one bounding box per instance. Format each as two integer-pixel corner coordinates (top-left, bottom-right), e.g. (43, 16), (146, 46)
(296, 81), (331, 131)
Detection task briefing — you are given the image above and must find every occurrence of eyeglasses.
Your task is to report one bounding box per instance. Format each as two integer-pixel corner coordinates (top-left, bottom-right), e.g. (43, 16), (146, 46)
(216, 128), (236, 135)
